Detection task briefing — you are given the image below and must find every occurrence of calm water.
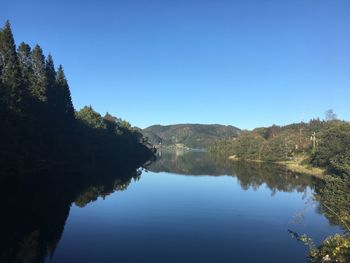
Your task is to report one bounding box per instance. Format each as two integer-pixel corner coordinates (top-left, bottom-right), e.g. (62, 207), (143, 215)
(41, 151), (338, 263)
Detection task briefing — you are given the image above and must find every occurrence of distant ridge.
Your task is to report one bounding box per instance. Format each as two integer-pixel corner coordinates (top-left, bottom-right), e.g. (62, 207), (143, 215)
(142, 124), (240, 149)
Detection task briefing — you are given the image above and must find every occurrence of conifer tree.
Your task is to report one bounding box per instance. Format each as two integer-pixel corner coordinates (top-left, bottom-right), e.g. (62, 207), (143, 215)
(0, 28), (4, 114)
(56, 65), (74, 119)
(30, 45), (48, 102)
(17, 42), (32, 85)
(0, 76), (5, 117)
(45, 54), (57, 108)
(0, 20), (24, 113)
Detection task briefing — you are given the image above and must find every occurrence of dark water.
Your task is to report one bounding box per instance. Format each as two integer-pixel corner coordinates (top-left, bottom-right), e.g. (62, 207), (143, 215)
(1, 151), (340, 263)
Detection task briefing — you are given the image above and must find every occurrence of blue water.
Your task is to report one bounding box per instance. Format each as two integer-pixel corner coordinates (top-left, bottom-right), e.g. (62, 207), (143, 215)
(46, 154), (339, 263)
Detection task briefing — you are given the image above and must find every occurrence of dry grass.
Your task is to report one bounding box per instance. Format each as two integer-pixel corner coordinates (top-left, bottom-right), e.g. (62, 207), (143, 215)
(228, 154), (326, 178)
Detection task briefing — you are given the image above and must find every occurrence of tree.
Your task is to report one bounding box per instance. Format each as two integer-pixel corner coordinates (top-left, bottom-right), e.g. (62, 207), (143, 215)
(311, 122), (350, 173)
(0, 20), (154, 182)
(17, 42), (32, 84)
(103, 113), (118, 132)
(30, 45), (48, 102)
(330, 149), (350, 179)
(0, 20), (24, 113)
(45, 54), (57, 107)
(325, 109), (338, 121)
(56, 65), (74, 119)
(76, 106), (105, 129)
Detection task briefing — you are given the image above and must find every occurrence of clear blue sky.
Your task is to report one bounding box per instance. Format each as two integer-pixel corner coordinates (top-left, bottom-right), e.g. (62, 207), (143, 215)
(2, 0), (350, 129)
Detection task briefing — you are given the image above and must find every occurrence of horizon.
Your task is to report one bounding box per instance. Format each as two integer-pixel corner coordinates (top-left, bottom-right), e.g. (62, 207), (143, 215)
(2, 0), (350, 129)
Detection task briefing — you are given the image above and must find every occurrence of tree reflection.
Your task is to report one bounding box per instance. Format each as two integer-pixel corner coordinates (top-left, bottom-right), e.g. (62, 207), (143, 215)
(148, 150), (318, 194)
(0, 163), (144, 263)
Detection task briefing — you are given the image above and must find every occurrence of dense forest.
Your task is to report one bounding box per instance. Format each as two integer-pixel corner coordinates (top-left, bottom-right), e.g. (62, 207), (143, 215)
(209, 115), (350, 262)
(0, 20), (154, 180)
(209, 115), (350, 177)
(143, 123), (240, 149)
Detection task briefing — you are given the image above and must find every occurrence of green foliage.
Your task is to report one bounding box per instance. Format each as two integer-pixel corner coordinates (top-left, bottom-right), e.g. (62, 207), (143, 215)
(0, 20), (24, 114)
(210, 122), (315, 162)
(232, 133), (266, 160)
(103, 112), (118, 132)
(291, 174), (350, 262)
(210, 119), (350, 175)
(311, 121), (350, 176)
(143, 124), (240, 149)
(56, 65), (74, 118)
(309, 234), (350, 263)
(45, 54), (56, 106)
(17, 42), (33, 90)
(0, 20), (154, 179)
(315, 176), (350, 231)
(76, 106), (106, 129)
(118, 119), (132, 131)
(330, 150), (350, 179)
(30, 45), (48, 102)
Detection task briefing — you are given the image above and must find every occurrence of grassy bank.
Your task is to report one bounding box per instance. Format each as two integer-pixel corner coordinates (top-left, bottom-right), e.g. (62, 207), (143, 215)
(276, 160), (325, 177)
(228, 155), (326, 178)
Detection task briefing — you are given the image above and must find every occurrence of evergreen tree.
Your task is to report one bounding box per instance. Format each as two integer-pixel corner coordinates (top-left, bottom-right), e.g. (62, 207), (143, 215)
(56, 65), (74, 119)
(30, 45), (48, 102)
(0, 20), (154, 182)
(17, 42), (33, 89)
(45, 54), (57, 108)
(0, 28), (5, 116)
(0, 20), (24, 114)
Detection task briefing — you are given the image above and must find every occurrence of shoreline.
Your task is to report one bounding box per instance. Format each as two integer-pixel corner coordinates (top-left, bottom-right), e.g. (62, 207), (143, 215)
(228, 155), (326, 178)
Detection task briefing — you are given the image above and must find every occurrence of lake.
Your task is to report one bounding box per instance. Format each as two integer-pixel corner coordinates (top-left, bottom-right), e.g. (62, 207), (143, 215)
(46, 151), (340, 263)
(1, 151), (339, 263)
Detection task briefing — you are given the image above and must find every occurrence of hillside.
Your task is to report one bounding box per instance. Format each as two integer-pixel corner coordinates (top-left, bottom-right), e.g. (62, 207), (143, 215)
(209, 119), (350, 175)
(143, 124), (240, 149)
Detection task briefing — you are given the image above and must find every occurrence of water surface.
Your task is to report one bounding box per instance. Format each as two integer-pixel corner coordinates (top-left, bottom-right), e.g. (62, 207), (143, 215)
(44, 151), (339, 263)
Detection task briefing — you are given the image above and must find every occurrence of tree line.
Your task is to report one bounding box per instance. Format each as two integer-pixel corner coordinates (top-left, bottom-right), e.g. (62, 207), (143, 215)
(209, 116), (350, 178)
(0, 20), (154, 180)
(209, 114), (350, 262)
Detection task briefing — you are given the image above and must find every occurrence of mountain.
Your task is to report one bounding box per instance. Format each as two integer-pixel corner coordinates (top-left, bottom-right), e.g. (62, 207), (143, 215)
(143, 124), (240, 149)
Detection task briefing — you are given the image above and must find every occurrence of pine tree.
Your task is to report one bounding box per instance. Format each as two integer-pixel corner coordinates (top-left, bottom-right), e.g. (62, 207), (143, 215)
(56, 65), (74, 119)
(0, 20), (24, 113)
(45, 54), (57, 108)
(17, 42), (33, 87)
(30, 45), (48, 102)
(0, 28), (4, 115)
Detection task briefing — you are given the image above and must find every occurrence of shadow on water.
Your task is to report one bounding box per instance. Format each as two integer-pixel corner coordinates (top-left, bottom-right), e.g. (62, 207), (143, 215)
(1, 150), (347, 263)
(0, 159), (146, 263)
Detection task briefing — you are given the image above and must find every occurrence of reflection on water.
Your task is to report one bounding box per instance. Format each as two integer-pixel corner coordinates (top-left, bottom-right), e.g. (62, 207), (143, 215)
(149, 150), (317, 194)
(0, 164), (142, 263)
(0, 150), (342, 263)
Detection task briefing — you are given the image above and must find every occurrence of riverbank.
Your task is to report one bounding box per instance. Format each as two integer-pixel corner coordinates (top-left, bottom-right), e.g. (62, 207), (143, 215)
(228, 155), (326, 178)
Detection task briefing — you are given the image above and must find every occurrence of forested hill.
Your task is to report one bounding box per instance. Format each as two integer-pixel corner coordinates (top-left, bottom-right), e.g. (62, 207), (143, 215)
(0, 20), (154, 179)
(143, 124), (240, 149)
(209, 117), (350, 177)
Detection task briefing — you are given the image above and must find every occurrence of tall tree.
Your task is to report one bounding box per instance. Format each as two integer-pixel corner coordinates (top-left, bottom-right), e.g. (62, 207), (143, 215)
(17, 42), (33, 88)
(56, 65), (74, 119)
(0, 28), (5, 116)
(0, 20), (24, 114)
(45, 54), (57, 107)
(30, 45), (48, 102)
